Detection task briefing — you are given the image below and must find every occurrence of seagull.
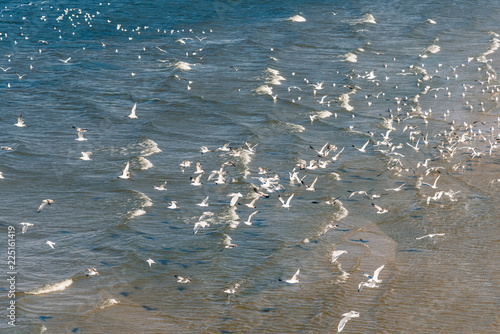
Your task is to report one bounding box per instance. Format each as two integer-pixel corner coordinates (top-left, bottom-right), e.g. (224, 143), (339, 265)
(242, 210), (259, 226)
(216, 142), (231, 152)
(353, 139), (370, 153)
(79, 151), (92, 160)
(14, 114), (26, 127)
(224, 283), (240, 296)
(421, 174), (440, 189)
(415, 233), (445, 240)
(372, 203), (388, 214)
(227, 192), (243, 206)
(190, 174), (203, 186)
(196, 196), (210, 207)
(384, 183), (406, 192)
(146, 258), (156, 267)
(46, 241), (56, 249)
(85, 268), (99, 276)
(180, 159), (192, 173)
(301, 175), (318, 191)
(167, 201), (178, 209)
(73, 126), (88, 141)
(200, 146), (211, 154)
(194, 161), (205, 174)
(153, 181), (167, 191)
(59, 57), (71, 63)
(252, 185), (270, 198)
(310, 142), (331, 158)
(193, 219), (210, 235)
(128, 102), (138, 118)
(331, 146), (345, 161)
(0, 67), (11, 72)
(20, 222), (34, 234)
(37, 199), (55, 213)
(244, 197), (259, 208)
(282, 269), (300, 284)
(16, 73), (27, 80)
(174, 275), (191, 283)
(337, 311), (360, 333)
(118, 161), (131, 179)
(331, 250), (347, 263)
(358, 264), (385, 292)
(222, 234), (238, 249)
(278, 193), (294, 209)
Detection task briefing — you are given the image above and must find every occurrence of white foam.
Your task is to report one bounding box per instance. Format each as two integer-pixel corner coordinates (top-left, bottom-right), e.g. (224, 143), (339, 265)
(129, 208), (146, 218)
(255, 85), (273, 96)
(140, 138), (162, 157)
(425, 44), (440, 54)
(343, 52), (357, 63)
(138, 156), (153, 170)
(26, 278), (73, 295)
(287, 14), (306, 22)
(173, 61), (192, 71)
(98, 298), (120, 309)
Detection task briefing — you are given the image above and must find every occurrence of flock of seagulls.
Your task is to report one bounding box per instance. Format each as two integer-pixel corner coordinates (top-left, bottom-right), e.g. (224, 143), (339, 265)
(2, 3), (500, 332)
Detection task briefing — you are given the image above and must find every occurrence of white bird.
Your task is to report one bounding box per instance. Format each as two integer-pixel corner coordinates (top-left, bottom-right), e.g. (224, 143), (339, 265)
(358, 264), (385, 292)
(20, 222), (34, 234)
(190, 174), (203, 186)
(85, 268), (99, 276)
(406, 138), (420, 151)
(174, 275), (191, 283)
(196, 196), (209, 207)
(331, 250), (347, 263)
(193, 219), (210, 235)
(353, 139), (370, 153)
(128, 102), (138, 118)
(384, 183), (406, 192)
(200, 146), (211, 154)
(46, 241), (56, 249)
(222, 234), (238, 249)
(337, 311), (360, 333)
(167, 201), (178, 209)
(301, 175), (318, 191)
(0, 67), (11, 72)
(227, 192), (243, 206)
(331, 146), (345, 161)
(153, 181), (167, 191)
(278, 193), (294, 209)
(118, 161), (131, 179)
(14, 114), (26, 127)
(79, 151), (92, 160)
(59, 57), (71, 63)
(242, 210), (259, 226)
(73, 126), (88, 141)
(244, 197), (259, 208)
(194, 161), (205, 174)
(421, 174), (441, 189)
(224, 283), (240, 296)
(415, 233), (445, 240)
(372, 203), (388, 214)
(217, 142), (231, 151)
(146, 258), (156, 267)
(37, 199), (55, 213)
(283, 269), (300, 284)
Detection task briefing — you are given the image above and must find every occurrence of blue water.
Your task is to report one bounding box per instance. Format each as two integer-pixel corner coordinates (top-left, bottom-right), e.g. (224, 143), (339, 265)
(1, 0), (500, 333)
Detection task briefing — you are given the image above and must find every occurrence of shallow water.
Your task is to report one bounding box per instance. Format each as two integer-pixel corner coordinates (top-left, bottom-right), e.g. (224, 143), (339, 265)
(1, 0), (500, 333)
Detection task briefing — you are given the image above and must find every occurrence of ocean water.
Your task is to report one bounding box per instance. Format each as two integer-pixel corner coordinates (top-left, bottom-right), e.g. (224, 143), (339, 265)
(1, 1), (500, 333)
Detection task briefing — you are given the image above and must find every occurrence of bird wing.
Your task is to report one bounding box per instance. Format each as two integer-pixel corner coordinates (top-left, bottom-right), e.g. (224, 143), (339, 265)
(337, 316), (350, 332)
(286, 193), (295, 206)
(278, 195), (285, 205)
(291, 268), (300, 280)
(372, 265), (385, 282)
